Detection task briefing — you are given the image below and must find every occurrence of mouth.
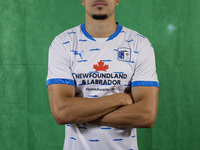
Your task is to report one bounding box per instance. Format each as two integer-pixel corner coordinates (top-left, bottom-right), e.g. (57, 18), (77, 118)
(93, 2), (107, 7)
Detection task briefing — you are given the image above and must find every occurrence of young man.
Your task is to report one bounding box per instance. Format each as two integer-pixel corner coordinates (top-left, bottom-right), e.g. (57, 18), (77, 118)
(46, 0), (159, 149)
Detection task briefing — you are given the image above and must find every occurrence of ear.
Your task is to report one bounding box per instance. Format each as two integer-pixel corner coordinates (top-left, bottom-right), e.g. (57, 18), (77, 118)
(116, 0), (120, 6)
(81, 0), (85, 6)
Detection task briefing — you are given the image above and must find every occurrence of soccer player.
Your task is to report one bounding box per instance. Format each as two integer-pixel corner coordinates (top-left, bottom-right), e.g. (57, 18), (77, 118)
(46, 0), (159, 149)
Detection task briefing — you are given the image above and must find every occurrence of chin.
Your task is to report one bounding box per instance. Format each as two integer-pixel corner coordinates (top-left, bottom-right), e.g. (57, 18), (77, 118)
(92, 14), (108, 20)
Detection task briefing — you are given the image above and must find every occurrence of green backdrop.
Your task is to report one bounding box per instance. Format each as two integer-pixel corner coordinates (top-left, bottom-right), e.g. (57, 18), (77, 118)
(1, 0), (200, 150)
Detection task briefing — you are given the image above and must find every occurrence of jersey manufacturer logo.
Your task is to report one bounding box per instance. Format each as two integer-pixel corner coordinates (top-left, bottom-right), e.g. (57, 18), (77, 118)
(118, 48), (131, 62)
(71, 50), (84, 59)
(93, 60), (109, 72)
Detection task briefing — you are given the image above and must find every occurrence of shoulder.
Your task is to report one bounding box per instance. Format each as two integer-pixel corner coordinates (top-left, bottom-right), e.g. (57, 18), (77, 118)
(52, 25), (81, 44)
(49, 25), (82, 56)
(122, 26), (151, 45)
(121, 26), (151, 41)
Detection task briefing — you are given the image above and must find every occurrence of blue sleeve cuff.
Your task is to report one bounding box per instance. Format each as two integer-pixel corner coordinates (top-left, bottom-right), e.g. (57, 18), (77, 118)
(131, 81), (159, 87)
(46, 78), (75, 87)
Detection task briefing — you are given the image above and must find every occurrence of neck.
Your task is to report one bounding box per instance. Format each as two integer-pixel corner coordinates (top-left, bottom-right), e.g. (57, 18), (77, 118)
(85, 13), (118, 38)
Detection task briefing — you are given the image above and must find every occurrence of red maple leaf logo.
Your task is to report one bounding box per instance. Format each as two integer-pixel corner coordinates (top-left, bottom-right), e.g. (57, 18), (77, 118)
(93, 60), (109, 72)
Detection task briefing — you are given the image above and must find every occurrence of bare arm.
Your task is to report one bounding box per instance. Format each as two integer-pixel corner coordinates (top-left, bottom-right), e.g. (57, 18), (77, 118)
(90, 86), (159, 128)
(47, 84), (132, 125)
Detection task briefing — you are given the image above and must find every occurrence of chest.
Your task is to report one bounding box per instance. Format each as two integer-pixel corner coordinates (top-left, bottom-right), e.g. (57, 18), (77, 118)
(71, 40), (136, 72)
(69, 40), (138, 90)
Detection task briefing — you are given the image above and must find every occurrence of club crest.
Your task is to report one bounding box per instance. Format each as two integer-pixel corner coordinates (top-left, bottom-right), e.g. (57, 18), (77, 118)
(117, 48), (131, 62)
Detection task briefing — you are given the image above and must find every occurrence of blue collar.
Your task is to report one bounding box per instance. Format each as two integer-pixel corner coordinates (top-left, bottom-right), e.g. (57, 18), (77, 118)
(81, 23), (122, 42)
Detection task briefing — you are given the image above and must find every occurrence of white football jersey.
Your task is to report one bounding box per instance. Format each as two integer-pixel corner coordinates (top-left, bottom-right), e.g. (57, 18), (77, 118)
(46, 23), (159, 150)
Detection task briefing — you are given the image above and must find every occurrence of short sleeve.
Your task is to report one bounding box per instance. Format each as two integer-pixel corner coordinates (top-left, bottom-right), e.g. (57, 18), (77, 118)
(131, 38), (159, 87)
(46, 36), (75, 87)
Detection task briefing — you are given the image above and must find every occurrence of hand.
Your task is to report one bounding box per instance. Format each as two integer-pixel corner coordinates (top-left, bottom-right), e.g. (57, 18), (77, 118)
(122, 93), (133, 105)
(111, 93), (133, 106)
(127, 93), (136, 103)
